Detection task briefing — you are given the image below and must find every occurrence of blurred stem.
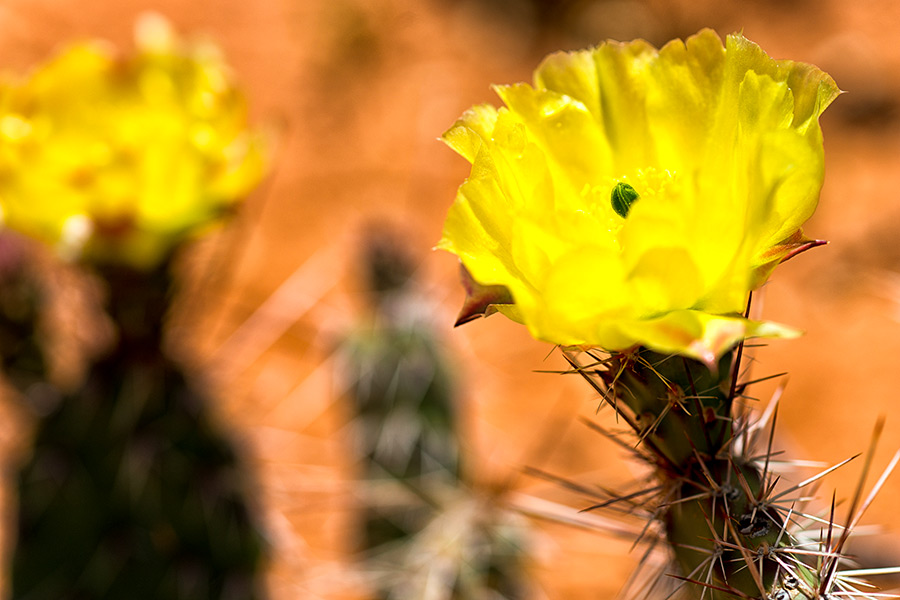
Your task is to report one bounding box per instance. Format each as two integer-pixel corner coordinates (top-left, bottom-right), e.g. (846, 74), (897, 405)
(0, 234), (50, 392)
(11, 257), (268, 599)
(96, 262), (171, 353)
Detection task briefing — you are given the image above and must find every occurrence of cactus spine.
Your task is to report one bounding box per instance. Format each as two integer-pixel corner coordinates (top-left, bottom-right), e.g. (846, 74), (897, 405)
(565, 344), (888, 600)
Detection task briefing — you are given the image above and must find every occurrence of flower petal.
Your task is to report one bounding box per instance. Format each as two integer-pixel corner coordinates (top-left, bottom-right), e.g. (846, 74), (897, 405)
(0, 16), (269, 268)
(619, 310), (801, 367)
(440, 30), (838, 360)
(442, 104), (498, 163)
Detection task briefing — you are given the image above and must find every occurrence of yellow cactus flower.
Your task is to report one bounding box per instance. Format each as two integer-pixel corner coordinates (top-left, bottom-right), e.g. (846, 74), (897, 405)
(439, 29), (839, 364)
(0, 13), (269, 268)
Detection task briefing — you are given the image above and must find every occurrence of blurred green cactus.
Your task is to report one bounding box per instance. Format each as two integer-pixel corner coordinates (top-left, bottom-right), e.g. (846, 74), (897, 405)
(6, 259), (268, 600)
(338, 229), (529, 599)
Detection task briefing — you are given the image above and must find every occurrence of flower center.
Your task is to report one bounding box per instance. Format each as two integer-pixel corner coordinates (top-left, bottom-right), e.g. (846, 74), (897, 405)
(610, 182), (639, 218)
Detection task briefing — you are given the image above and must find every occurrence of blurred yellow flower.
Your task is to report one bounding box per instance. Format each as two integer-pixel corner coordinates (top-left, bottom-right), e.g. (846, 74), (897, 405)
(0, 13), (269, 268)
(439, 29), (839, 364)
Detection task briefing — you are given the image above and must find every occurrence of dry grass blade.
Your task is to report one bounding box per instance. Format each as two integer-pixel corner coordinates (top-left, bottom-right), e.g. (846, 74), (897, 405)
(211, 244), (343, 379)
(507, 492), (642, 540)
(615, 535), (667, 600)
(522, 466), (608, 500)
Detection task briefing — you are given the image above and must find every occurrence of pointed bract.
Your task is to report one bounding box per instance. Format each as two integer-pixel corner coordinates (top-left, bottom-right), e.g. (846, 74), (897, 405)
(454, 263), (515, 326)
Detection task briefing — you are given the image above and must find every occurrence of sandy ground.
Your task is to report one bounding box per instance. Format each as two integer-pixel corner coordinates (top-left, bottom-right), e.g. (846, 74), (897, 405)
(1, 0), (900, 598)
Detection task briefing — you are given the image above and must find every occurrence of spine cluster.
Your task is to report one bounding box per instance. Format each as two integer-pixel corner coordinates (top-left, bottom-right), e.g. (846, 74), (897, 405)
(563, 345), (897, 600)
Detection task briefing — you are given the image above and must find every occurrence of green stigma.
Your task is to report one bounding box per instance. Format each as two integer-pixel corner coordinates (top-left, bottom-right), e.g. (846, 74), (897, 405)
(611, 182), (639, 218)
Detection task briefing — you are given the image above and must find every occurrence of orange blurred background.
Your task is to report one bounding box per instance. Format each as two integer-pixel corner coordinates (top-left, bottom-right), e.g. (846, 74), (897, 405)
(1, 0), (899, 598)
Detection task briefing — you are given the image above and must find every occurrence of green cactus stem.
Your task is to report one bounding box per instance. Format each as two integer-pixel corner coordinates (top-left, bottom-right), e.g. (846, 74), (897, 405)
(568, 347), (796, 599)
